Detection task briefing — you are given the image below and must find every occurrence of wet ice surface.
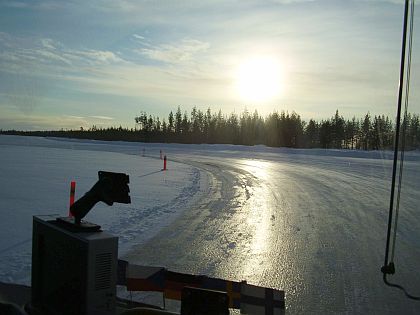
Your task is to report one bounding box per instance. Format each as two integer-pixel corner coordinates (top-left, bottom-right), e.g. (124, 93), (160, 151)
(1, 135), (420, 314)
(125, 155), (420, 314)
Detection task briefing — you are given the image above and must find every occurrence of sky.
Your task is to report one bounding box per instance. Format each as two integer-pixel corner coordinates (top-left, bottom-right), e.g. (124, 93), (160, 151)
(0, 0), (419, 130)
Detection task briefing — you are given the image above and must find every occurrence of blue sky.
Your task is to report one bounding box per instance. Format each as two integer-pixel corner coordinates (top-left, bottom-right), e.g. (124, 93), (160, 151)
(0, 0), (419, 130)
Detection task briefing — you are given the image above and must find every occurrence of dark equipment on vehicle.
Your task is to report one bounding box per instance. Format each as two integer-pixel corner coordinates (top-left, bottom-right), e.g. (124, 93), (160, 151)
(180, 287), (229, 315)
(60, 171), (131, 229)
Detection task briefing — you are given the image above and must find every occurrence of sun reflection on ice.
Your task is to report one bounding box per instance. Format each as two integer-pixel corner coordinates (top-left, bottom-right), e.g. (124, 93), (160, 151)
(240, 159), (271, 180)
(239, 160), (276, 280)
(217, 158), (293, 295)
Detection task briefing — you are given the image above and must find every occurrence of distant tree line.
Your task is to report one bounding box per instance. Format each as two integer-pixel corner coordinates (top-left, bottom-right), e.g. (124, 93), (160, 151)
(132, 107), (420, 150)
(2, 107), (420, 150)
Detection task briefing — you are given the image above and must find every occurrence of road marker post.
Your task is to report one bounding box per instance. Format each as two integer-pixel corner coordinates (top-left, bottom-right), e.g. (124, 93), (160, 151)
(69, 181), (76, 217)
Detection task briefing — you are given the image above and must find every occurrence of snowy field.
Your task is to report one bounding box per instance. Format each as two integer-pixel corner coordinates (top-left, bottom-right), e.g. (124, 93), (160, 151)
(1, 135), (420, 314)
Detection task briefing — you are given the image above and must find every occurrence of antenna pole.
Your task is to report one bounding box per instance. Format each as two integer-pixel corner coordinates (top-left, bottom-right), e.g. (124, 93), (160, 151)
(382, 0), (410, 275)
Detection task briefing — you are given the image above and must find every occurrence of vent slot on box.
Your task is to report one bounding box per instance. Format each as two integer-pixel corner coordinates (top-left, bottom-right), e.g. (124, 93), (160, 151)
(95, 253), (112, 291)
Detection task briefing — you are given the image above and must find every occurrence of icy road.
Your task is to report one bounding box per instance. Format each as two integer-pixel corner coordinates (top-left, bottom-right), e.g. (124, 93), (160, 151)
(0, 135), (420, 314)
(125, 149), (420, 314)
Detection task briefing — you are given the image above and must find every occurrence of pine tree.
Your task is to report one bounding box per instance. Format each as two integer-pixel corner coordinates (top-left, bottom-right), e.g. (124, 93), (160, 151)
(305, 119), (319, 148)
(168, 111), (174, 133)
(361, 113), (372, 150)
(175, 106), (182, 135)
(332, 110), (345, 148)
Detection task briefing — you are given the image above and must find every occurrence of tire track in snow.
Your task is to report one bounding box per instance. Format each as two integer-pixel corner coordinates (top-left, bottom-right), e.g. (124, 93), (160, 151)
(108, 165), (203, 255)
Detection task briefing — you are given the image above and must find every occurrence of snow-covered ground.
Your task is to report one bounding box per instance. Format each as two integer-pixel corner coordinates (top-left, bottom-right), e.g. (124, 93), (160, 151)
(1, 135), (420, 314)
(0, 135), (207, 283)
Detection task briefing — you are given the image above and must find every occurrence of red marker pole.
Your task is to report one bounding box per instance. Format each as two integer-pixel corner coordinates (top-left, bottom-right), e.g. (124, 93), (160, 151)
(163, 155), (167, 171)
(69, 181), (76, 217)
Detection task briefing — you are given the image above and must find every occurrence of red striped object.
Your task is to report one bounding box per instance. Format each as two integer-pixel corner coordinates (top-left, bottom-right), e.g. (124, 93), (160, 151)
(68, 181), (76, 217)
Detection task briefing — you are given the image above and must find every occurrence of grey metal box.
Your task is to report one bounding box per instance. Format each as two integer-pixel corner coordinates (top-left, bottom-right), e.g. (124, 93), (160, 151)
(31, 215), (118, 315)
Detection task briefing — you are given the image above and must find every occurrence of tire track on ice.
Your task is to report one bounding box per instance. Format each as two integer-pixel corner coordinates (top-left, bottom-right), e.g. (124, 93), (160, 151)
(123, 158), (259, 278)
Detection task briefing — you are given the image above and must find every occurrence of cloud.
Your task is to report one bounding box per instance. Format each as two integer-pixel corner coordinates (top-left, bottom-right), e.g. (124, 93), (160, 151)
(269, 0), (315, 3)
(34, 49), (72, 65)
(0, 1), (67, 10)
(133, 34), (145, 40)
(74, 50), (124, 65)
(131, 34), (152, 48)
(89, 0), (139, 12)
(0, 112), (89, 131)
(0, 106), (117, 131)
(138, 39), (210, 65)
(0, 51), (20, 62)
(41, 38), (56, 50)
(0, 34), (126, 74)
(1, 0), (413, 130)
(65, 115), (85, 120)
(90, 115), (114, 120)
(358, 0), (406, 4)
(0, 1), (29, 8)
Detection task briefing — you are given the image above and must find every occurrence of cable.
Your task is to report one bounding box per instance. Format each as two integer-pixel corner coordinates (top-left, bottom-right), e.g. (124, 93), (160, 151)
(381, 0), (420, 301)
(383, 275), (420, 301)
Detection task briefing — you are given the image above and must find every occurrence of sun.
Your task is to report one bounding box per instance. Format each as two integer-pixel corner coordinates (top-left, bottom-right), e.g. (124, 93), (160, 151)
(235, 56), (283, 103)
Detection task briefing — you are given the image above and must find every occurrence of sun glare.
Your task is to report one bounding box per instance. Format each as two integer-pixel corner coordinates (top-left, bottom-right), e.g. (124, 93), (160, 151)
(235, 56), (283, 103)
